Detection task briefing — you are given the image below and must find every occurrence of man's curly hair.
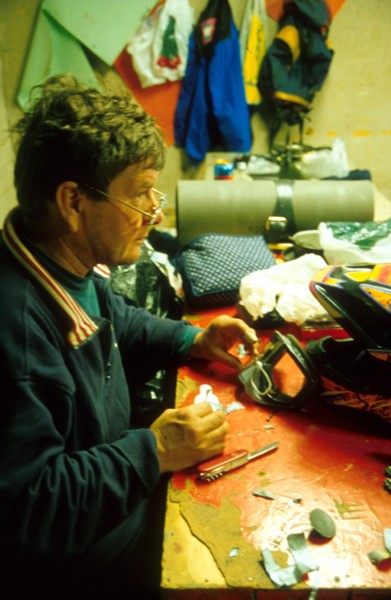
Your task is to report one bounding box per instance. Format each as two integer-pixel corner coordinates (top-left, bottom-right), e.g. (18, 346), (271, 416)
(13, 74), (167, 218)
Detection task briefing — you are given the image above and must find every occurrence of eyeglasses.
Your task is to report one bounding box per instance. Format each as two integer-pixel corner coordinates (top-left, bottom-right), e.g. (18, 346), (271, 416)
(80, 183), (167, 225)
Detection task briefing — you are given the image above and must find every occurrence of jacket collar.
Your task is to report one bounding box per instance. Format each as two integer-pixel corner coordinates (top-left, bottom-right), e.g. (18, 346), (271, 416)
(2, 209), (104, 348)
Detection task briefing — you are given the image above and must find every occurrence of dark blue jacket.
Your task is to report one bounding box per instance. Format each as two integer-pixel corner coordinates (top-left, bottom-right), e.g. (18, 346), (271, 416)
(0, 210), (195, 594)
(175, 0), (252, 163)
(259, 0), (333, 146)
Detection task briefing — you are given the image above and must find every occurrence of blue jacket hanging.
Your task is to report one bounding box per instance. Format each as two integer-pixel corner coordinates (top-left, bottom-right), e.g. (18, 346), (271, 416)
(174, 0), (252, 163)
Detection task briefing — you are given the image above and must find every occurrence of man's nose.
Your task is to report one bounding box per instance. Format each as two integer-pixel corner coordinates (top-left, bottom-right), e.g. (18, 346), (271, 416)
(152, 210), (164, 226)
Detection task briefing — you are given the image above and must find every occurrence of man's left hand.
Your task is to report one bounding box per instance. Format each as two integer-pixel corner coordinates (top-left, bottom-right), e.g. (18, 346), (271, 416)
(189, 314), (259, 369)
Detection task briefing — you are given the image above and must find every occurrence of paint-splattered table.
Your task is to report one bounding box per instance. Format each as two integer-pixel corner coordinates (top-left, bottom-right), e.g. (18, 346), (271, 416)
(161, 308), (391, 599)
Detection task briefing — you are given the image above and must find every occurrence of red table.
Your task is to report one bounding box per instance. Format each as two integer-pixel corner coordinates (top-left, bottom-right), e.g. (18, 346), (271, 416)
(161, 307), (391, 599)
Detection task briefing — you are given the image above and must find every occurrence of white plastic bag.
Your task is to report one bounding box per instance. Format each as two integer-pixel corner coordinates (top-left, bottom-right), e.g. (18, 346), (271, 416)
(298, 138), (350, 179)
(127, 0), (194, 88)
(318, 220), (391, 265)
(239, 254), (329, 325)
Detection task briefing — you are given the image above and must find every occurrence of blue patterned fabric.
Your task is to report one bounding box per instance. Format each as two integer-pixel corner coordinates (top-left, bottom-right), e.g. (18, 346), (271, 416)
(175, 233), (276, 308)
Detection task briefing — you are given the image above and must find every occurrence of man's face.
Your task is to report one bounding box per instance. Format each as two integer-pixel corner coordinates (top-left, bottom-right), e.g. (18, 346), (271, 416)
(79, 162), (162, 268)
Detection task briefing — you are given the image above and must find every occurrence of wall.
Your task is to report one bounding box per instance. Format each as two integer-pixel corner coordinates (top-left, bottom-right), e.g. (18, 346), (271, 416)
(1, 0), (390, 226)
(289, 0), (391, 210)
(0, 0), (40, 217)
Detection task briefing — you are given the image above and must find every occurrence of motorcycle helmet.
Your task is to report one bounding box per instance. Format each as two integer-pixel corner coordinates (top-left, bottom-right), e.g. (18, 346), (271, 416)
(309, 263), (391, 361)
(307, 263), (391, 425)
(306, 336), (391, 424)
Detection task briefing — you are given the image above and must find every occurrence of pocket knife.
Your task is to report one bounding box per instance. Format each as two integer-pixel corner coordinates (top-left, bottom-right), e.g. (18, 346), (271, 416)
(197, 441), (279, 482)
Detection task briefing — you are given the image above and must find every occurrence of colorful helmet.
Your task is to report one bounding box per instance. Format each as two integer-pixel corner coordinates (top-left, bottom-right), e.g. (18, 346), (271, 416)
(306, 336), (391, 424)
(239, 264), (391, 428)
(309, 264), (391, 361)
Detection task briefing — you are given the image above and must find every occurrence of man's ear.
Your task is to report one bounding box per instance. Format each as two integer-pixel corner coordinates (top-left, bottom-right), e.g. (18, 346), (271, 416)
(54, 181), (84, 232)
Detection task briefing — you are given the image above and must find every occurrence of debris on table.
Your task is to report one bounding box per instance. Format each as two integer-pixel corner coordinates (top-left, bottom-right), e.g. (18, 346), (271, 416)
(309, 508), (337, 539)
(252, 488), (302, 504)
(368, 527), (391, 564)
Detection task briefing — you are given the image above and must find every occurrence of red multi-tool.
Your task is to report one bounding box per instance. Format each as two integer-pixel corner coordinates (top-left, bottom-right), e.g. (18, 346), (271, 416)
(197, 441), (279, 483)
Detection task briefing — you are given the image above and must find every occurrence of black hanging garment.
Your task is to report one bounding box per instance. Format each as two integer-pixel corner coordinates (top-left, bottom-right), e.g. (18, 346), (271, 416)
(259, 0), (334, 148)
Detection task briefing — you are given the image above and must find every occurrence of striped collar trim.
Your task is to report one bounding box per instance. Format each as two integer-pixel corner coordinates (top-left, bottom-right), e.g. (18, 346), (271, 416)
(94, 263), (111, 278)
(3, 210), (100, 348)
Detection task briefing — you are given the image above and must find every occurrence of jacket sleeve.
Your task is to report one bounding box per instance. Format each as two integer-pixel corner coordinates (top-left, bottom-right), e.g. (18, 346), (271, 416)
(0, 280), (201, 561)
(174, 32), (198, 148)
(0, 372), (160, 562)
(110, 285), (198, 375)
(0, 284), (192, 561)
(208, 20), (252, 153)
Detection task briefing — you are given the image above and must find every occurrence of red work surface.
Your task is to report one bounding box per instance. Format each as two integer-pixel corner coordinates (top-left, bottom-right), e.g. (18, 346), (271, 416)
(171, 308), (391, 594)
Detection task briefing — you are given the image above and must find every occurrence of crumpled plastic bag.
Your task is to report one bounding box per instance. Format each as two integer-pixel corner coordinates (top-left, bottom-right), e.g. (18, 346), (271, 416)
(109, 241), (184, 426)
(127, 0), (194, 88)
(318, 218), (391, 265)
(110, 241), (184, 319)
(296, 138), (349, 179)
(239, 253), (329, 325)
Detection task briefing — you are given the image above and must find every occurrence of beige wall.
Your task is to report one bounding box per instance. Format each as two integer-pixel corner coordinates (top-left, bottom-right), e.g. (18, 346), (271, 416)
(293, 0), (391, 210)
(1, 0), (390, 225)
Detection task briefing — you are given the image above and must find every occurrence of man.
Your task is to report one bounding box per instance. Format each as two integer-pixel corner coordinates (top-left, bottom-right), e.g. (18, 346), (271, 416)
(0, 75), (258, 598)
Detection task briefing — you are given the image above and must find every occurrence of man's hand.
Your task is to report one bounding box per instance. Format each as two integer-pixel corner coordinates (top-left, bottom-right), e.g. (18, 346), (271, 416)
(189, 314), (259, 369)
(150, 402), (228, 473)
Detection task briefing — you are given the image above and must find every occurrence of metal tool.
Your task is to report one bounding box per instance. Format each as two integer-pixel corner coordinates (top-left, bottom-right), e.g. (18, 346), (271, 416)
(197, 441), (279, 483)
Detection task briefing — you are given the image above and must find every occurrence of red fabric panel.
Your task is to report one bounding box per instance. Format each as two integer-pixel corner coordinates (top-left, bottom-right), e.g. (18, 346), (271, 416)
(266, 0), (346, 21)
(114, 48), (181, 146)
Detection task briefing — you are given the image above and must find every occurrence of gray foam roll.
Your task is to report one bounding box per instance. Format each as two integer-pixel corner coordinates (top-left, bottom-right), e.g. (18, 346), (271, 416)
(176, 179), (374, 244)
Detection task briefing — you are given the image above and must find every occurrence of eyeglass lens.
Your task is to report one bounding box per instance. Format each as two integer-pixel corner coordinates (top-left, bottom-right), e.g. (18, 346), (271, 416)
(80, 183), (166, 224)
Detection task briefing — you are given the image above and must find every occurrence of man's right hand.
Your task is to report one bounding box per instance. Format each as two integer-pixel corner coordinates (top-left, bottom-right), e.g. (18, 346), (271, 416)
(150, 402), (229, 473)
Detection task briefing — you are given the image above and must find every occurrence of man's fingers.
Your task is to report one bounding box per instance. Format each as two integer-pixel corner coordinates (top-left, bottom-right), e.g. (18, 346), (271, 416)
(177, 403), (228, 442)
(180, 403), (226, 430)
(199, 408), (227, 435)
(243, 328), (259, 345)
(183, 401), (213, 417)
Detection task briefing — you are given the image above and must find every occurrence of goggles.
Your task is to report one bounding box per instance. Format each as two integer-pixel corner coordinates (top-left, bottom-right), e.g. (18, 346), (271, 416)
(239, 331), (319, 409)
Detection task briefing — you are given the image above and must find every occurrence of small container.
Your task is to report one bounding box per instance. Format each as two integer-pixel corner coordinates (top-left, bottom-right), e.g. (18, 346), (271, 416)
(214, 160), (234, 180)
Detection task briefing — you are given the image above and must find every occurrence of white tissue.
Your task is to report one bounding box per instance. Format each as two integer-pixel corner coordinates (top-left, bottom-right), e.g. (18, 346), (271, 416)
(194, 384), (222, 411)
(239, 254), (329, 325)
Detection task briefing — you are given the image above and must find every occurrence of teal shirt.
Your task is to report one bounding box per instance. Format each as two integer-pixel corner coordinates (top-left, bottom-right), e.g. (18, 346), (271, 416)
(31, 247), (101, 316)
